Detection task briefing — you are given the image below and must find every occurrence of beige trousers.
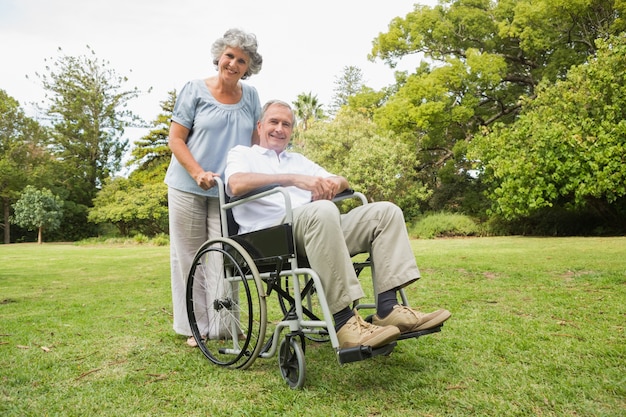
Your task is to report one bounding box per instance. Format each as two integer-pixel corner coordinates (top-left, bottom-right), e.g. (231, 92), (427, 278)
(168, 187), (221, 337)
(292, 200), (420, 314)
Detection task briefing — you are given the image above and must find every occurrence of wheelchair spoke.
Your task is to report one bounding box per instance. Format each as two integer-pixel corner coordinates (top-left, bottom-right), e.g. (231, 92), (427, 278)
(186, 237), (266, 370)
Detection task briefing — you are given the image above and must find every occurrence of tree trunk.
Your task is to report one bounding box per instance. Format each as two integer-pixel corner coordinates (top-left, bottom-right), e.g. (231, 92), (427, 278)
(3, 197), (10, 244)
(38, 226), (43, 244)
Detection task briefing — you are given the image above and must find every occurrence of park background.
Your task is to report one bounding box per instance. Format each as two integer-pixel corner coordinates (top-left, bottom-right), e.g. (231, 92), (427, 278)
(1, 1), (625, 415)
(2, 0), (626, 243)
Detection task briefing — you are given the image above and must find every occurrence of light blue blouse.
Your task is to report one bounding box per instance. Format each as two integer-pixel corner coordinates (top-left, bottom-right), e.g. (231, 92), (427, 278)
(164, 79), (261, 197)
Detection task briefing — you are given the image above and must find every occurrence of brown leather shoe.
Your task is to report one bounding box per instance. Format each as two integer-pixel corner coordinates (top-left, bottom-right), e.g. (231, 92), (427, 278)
(372, 305), (451, 333)
(337, 310), (400, 349)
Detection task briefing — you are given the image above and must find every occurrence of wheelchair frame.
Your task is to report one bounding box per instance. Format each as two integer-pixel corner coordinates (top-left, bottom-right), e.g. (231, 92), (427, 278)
(185, 177), (441, 388)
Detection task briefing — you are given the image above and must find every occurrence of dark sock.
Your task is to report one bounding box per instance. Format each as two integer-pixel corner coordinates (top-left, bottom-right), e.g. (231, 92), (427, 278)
(377, 289), (398, 318)
(334, 306), (355, 332)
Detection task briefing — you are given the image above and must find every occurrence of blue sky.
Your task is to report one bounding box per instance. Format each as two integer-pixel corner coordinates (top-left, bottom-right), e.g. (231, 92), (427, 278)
(0, 0), (435, 131)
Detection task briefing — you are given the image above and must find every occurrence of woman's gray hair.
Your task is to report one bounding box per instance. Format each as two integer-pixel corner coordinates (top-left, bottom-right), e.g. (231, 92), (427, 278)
(211, 28), (263, 79)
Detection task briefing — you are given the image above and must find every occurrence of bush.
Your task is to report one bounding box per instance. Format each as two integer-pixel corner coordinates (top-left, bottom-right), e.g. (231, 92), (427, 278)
(484, 206), (626, 236)
(151, 233), (170, 246)
(77, 233), (169, 246)
(133, 233), (150, 244)
(409, 212), (481, 239)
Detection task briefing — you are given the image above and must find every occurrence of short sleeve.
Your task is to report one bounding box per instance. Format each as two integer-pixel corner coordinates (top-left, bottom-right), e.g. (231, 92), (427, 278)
(171, 81), (198, 129)
(224, 145), (250, 196)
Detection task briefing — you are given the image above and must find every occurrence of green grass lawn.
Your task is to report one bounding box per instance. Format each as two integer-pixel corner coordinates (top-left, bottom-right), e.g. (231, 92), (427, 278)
(1, 237), (625, 416)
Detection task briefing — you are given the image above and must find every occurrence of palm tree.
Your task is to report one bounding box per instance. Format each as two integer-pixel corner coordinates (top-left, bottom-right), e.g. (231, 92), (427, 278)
(292, 92), (325, 131)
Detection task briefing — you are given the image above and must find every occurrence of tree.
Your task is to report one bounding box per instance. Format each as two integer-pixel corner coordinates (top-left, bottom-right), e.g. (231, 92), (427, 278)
(125, 90), (175, 183)
(292, 92), (325, 132)
(88, 177), (168, 236)
(469, 34), (626, 229)
(33, 46), (144, 208)
(0, 90), (52, 243)
(345, 86), (388, 120)
(292, 109), (430, 219)
(89, 92), (174, 236)
(368, 0), (625, 213)
(11, 186), (63, 244)
(329, 66), (364, 116)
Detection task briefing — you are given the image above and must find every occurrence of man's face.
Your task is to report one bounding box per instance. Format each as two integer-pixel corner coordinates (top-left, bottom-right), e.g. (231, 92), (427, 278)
(257, 104), (294, 154)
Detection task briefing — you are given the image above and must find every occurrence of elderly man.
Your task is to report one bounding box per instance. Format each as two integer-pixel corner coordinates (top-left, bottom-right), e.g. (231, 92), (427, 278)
(225, 100), (450, 349)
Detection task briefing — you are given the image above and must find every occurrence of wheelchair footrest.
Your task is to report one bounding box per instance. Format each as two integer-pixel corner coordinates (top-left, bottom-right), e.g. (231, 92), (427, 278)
(337, 342), (397, 364)
(397, 325), (442, 341)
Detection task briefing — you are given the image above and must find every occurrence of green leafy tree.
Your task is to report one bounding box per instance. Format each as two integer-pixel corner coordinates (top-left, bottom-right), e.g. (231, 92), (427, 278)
(11, 186), (63, 244)
(329, 66), (364, 116)
(0, 90), (53, 243)
(88, 178), (168, 236)
(89, 91), (174, 236)
(345, 86), (388, 120)
(293, 109), (429, 219)
(368, 0), (625, 213)
(29, 46), (147, 240)
(33, 46), (144, 208)
(126, 90), (175, 183)
(469, 34), (626, 228)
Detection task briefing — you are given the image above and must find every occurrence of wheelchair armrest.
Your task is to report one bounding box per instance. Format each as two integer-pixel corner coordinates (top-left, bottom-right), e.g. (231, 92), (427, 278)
(213, 177), (294, 236)
(222, 182), (295, 224)
(229, 183), (281, 203)
(217, 178), (368, 232)
(231, 186), (364, 204)
(333, 189), (368, 205)
(333, 189), (355, 200)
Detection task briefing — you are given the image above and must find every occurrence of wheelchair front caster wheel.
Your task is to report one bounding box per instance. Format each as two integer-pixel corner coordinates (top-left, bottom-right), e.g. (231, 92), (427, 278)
(278, 337), (306, 389)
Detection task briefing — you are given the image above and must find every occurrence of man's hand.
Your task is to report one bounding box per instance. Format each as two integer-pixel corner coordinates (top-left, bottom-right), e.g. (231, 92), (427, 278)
(294, 176), (344, 201)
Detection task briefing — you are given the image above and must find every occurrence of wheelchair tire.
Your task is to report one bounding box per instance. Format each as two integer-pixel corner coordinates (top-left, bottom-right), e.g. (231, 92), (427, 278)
(186, 237), (267, 370)
(278, 336), (306, 389)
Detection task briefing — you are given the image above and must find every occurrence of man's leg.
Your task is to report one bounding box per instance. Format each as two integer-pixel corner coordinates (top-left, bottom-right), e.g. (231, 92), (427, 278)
(292, 200), (365, 315)
(292, 200), (399, 348)
(340, 201), (451, 332)
(341, 201), (420, 294)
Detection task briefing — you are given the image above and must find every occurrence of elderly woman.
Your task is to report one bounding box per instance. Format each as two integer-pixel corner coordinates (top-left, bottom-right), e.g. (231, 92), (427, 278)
(164, 28), (263, 346)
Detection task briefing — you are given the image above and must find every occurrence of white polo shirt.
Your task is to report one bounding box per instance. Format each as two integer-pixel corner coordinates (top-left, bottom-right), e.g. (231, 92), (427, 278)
(225, 145), (334, 233)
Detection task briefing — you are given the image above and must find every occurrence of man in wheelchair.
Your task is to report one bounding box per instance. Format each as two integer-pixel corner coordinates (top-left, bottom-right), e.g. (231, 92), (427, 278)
(224, 99), (451, 350)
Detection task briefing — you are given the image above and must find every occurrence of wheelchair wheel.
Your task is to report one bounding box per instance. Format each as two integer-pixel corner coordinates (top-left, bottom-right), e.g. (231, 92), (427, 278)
(186, 237), (266, 370)
(278, 336), (306, 389)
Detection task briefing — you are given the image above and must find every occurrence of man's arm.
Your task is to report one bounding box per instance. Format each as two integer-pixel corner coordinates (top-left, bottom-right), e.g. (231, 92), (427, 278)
(229, 172), (349, 201)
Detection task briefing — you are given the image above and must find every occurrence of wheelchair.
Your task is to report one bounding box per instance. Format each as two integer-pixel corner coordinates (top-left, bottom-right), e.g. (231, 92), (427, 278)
(186, 177), (443, 389)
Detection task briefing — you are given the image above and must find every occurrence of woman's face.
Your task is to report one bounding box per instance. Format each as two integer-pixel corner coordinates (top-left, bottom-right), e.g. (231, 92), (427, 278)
(218, 46), (250, 81)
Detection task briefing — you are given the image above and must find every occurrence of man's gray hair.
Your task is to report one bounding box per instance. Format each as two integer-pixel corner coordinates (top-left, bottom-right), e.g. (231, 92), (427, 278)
(260, 100), (295, 125)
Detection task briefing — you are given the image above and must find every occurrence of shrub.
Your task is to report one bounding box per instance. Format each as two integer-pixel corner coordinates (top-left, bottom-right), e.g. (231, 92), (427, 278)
(151, 233), (170, 246)
(409, 212), (481, 239)
(132, 233), (150, 244)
